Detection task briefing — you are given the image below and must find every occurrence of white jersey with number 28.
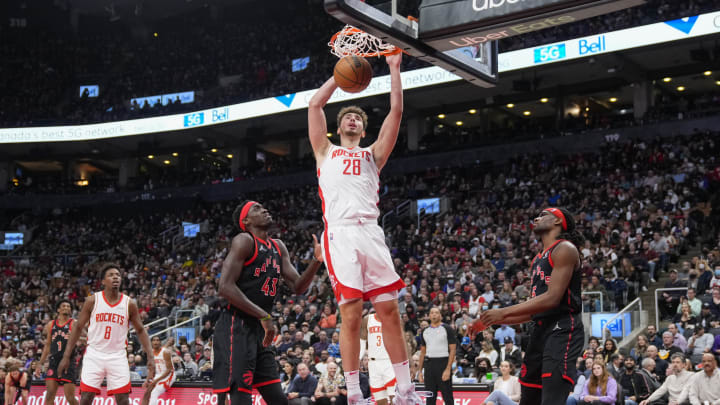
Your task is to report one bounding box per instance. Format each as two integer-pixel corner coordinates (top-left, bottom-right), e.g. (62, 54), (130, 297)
(318, 145), (380, 225)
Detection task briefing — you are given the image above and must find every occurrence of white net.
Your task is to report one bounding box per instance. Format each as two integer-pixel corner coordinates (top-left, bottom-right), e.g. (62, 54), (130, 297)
(329, 25), (398, 58)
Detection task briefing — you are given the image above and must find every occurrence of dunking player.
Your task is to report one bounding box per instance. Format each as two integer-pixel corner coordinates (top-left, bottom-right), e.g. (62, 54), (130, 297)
(308, 53), (424, 405)
(360, 312), (396, 405)
(213, 201), (323, 405)
(4, 364), (29, 405)
(58, 264), (155, 405)
(140, 336), (175, 405)
(471, 208), (585, 405)
(37, 299), (79, 405)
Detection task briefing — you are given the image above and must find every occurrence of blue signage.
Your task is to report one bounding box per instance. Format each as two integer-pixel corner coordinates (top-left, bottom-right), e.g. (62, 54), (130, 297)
(183, 112), (204, 127)
(533, 44), (566, 64)
(578, 36), (607, 55)
(591, 313), (632, 338)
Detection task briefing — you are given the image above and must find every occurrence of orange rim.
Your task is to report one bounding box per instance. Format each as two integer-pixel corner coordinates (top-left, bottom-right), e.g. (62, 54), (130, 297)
(329, 27), (401, 58)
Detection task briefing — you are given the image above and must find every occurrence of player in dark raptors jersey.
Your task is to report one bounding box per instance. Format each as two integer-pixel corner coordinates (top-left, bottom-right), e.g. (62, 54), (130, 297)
(37, 299), (79, 405)
(471, 207), (584, 405)
(213, 200), (323, 405)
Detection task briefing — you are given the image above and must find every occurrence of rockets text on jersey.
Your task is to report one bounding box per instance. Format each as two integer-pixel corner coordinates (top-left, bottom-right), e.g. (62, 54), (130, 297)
(367, 314), (390, 360)
(88, 291), (130, 354)
(318, 145), (380, 225)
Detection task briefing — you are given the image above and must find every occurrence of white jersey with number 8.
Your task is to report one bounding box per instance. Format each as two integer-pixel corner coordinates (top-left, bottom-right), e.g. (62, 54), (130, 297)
(88, 291), (130, 354)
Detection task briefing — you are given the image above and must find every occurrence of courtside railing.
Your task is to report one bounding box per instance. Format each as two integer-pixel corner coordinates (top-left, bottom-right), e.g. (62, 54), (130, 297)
(654, 287), (688, 328)
(601, 298), (642, 345)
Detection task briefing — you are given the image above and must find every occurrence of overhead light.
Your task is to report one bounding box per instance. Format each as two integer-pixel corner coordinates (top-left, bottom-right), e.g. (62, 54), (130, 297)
(163, 160), (170, 165)
(437, 114), (445, 119)
(585, 107), (590, 111)
(703, 71), (712, 76)
(455, 121), (463, 126)
(226, 154), (233, 159)
(438, 124), (444, 128)
(468, 109), (477, 114)
(609, 97), (618, 103)
(716, 80), (720, 86)
(172, 152), (178, 157)
(211, 148), (218, 153)
(326, 132), (332, 137)
(523, 111), (531, 116)
(506, 103), (515, 108)
(147, 155), (154, 159)
(662, 77), (672, 82)
(540, 98), (549, 103)
(676, 86), (685, 91)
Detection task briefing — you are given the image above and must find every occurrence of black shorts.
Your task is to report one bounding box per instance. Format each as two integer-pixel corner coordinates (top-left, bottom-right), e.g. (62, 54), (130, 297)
(519, 314), (584, 390)
(212, 311), (280, 394)
(46, 353), (77, 385)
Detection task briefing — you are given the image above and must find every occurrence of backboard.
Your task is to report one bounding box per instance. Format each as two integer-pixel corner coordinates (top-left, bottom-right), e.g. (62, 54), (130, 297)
(325, 0), (645, 87)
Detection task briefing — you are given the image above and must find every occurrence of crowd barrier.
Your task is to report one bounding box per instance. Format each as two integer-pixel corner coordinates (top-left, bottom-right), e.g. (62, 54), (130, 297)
(27, 382), (490, 405)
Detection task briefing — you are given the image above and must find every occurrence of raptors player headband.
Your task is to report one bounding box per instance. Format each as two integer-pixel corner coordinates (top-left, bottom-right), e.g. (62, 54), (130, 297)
(544, 208), (567, 231)
(239, 201), (258, 231)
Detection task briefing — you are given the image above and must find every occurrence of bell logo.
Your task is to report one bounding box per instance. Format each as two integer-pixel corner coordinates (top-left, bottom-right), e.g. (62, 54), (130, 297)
(473, 0), (525, 12)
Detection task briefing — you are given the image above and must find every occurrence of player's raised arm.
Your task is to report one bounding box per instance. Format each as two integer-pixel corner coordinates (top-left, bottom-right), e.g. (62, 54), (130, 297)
(58, 295), (93, 375)
(277, 235), (323, 295)
(308, 78), (337, 163)
(129, 299), (155, 381)
(371, 52), (403, 170)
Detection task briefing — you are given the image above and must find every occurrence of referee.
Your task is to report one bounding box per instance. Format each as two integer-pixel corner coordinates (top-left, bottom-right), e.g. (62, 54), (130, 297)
(418, 307), (456, 405)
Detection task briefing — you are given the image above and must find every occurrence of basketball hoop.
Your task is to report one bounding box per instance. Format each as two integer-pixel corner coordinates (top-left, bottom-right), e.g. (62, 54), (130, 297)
(329, 25), (401, 58)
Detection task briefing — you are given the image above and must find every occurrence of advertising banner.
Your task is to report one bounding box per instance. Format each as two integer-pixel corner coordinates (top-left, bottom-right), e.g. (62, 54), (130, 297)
(25, 385), (489, 405)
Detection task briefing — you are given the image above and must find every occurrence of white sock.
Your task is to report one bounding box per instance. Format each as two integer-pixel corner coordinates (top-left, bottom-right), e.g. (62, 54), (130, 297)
(392, 360), (412, 390)
(345, 370), (361, 396)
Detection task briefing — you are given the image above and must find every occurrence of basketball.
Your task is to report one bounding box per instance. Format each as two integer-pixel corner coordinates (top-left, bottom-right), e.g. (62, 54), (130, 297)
(333, 55), (372, 93)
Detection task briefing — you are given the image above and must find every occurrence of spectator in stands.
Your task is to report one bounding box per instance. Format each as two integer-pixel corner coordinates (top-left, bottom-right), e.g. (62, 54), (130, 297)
(679, 288), (702, 317)
(606, 353), (624, 382)
(686, 353), (720, 404)
(697, 302), (718, 330)
(496, 337), (521, 369)
(583, 337), (601, 359)
(667, 323), (688, 352)
(482, 361), (521, 405)
(686, 325), (714, 366)
(312, 361), (345, 405)
(456, 337), (478, 377)
(180, 352), (198, 379)
(287, 363), (318, 405)
(658, 270), (686, 321)
(639, 353), (692, 405)
(312, 331), (329, 354)
(579, 361), (618, 404)
(600, 339), (619, 364)
(494, 325), (515, 345)
(673, 302), (698, 334)
(710, 268), (720, 291)
(620, 356), (651, 405)
(281, 362), (297, 393)
(318, 306), (337, 330)
(636, 358), (660, 397)
(478, 340), (498, 367)
(644, 346), (668, 383)
(327, 332), (340, 360)
(645, 326), (663, 348)
(630, 335), (649, 361)
(658, 332), (683, 363)
(710, 288), (720, 320)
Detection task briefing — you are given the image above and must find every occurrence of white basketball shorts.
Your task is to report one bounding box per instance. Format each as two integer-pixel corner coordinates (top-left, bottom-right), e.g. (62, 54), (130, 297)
(321, 221), (405, 303)
(80, 346), (131, 395)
